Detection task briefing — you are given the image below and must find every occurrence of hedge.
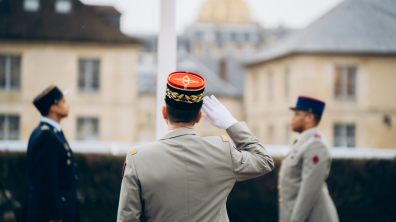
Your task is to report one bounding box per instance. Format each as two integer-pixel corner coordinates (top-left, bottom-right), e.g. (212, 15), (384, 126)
(1, 151), (396, 222)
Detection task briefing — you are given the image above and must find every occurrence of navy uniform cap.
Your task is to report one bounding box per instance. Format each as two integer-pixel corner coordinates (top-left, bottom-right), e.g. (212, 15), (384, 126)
(290, 96), (326, 116)
(33, 84), (65, 116)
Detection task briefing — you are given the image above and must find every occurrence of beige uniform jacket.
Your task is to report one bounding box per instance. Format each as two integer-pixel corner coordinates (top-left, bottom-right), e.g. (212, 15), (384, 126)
(117, 122), (274, 222)
(278, 127), (339, 222)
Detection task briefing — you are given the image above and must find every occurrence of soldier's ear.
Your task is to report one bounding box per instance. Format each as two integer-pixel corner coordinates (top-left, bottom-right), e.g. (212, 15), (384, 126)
(48, 104), (57, 115)
(196, 111), (203, 124)
(307, 113), (316, 124)
(162, 106), (168, 120)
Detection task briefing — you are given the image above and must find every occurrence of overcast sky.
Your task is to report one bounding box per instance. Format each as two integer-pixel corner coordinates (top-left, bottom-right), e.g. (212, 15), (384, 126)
(81, 0), (344, 35)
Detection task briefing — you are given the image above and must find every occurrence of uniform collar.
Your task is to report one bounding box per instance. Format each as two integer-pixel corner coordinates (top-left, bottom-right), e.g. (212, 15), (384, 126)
(297, 127), (319, 142)
(159, 128), (197, 141)
(41, 117), (62, 132)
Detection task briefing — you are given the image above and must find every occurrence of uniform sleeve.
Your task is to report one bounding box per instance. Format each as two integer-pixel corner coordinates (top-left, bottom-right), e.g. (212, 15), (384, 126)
(35, 131), (63, 220)
(291, 142), (331, 222)
(117, 152), (143, 222)
(226, 122), (275, 181)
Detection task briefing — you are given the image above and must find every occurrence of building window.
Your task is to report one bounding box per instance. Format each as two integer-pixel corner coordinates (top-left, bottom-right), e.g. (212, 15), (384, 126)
(78, 59), (100, 92)
(77, 118), (99, 140)
(267, 125), (274, 144)
(24, 0), (40, 12)
(55, 0), (72, 14)
(284, 66), (289, 100)
(0, 55), (21, 91)
(267, 71), (273, 102)
(0, 115), (20, 140)
(335, 66), (357, 100)
(334, 124), (355, 147)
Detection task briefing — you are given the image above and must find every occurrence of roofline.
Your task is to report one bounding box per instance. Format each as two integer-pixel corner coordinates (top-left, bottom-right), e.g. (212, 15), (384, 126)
(245, 51), (396, 67)
(0, 38), (142, 46)
(86, 5), (122, 15)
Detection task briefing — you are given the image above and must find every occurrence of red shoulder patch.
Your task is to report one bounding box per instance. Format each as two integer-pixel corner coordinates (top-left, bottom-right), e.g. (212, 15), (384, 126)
(290, 155), (294, 159)
(312, 155), (319, 164)
(314, 134), (321, 139)
(122, 162), (126, 178)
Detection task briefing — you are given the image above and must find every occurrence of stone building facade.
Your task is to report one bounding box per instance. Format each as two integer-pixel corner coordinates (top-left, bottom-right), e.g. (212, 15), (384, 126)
(245, 0), (396, 149)
(0, 0), (141, 141)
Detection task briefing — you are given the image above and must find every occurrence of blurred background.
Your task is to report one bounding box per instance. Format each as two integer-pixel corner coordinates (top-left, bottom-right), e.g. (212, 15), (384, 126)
(0, 0), (396, 221)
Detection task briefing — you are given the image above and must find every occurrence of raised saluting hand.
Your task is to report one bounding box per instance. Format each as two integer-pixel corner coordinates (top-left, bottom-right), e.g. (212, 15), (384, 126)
(202, 95), (238, 130)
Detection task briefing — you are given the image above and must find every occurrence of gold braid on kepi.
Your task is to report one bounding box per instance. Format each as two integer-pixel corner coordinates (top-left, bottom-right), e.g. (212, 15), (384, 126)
(165, 71), (205, 110)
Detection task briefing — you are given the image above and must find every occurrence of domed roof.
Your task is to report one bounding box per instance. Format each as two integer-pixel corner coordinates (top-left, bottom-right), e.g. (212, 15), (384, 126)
(197, 0), (252, 24)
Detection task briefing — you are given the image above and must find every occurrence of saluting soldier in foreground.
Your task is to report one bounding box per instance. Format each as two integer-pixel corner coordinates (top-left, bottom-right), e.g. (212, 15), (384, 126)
(117, 71), (274, 222)
(27, 85), (78, 222)
(278, 96), (339, 222)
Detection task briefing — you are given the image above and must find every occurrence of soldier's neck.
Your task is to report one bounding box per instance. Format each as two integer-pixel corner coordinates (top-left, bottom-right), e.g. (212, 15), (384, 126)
(44, 113), (62, 124)
(168, 123), (195, 131)
(300, 125), (317, 134)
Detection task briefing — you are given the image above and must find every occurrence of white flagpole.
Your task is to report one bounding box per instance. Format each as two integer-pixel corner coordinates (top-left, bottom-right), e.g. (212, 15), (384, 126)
(156, 0), (177, 140)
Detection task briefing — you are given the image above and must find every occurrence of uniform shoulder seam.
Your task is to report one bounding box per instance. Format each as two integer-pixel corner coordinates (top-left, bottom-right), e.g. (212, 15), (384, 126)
(202, 135), (226, 142)
(134, 141), (163, 150)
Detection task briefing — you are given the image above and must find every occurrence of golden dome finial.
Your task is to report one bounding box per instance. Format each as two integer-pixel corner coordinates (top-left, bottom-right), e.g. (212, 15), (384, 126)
(197, 0), (252, 24)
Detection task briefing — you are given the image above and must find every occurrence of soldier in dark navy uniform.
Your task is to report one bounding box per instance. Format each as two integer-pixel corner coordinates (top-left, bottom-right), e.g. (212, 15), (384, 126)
(27, 85), (78, 222)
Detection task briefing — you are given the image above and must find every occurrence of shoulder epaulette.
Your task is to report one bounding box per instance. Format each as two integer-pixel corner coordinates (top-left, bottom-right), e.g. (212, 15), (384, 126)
(220, 135), (229, 142)
(41, 125), (49, 131)
(130, 147), (137, 155)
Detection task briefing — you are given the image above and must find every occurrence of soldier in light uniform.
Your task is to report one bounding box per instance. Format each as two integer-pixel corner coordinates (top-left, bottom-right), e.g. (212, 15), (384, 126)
(278, 96), (339, 222)
(117, 71), (274, 222)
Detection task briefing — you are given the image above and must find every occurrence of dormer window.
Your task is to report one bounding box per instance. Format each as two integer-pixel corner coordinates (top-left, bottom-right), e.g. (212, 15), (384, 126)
(55, 0), (72, 14)
(24, 0), (40, 12)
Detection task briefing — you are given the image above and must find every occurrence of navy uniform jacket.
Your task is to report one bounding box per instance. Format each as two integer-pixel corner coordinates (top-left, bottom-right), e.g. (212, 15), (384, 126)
(26, 122), (78, 222)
